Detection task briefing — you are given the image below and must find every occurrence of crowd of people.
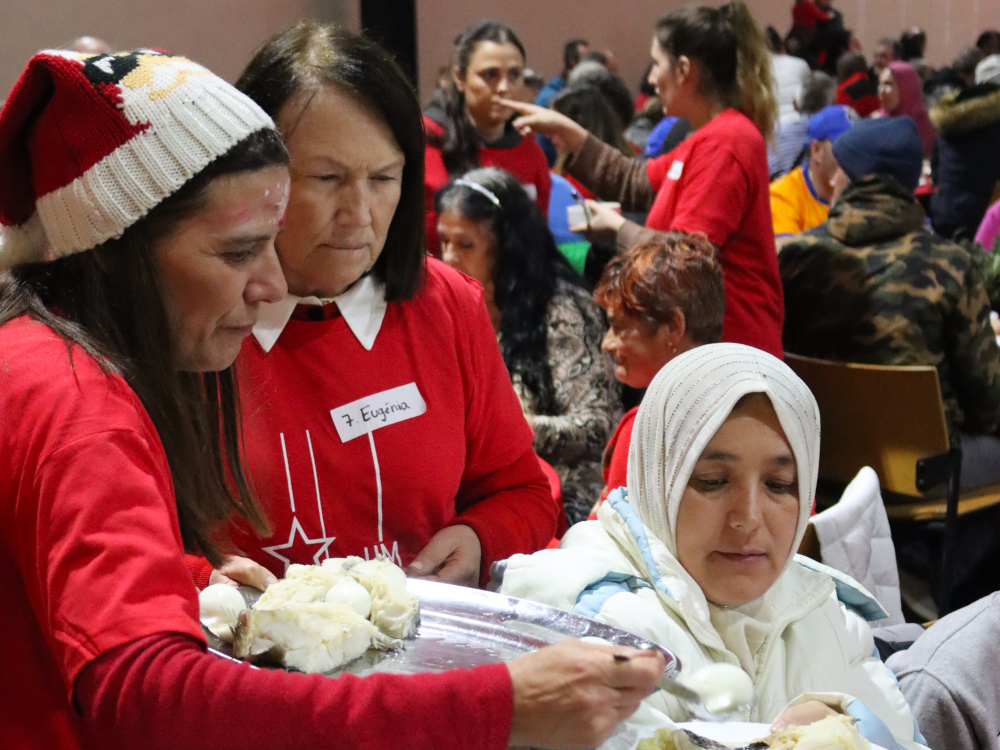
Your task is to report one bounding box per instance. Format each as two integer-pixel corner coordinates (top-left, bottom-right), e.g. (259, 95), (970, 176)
(3, 2), (1000, 749)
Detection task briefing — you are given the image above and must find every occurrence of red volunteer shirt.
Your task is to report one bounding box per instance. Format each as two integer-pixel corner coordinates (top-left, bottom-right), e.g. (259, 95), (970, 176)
(0, 316), (513, 750)
(219, 260), (554, 589)
(601, 407), (638, 503)
(644, 109), (784, 359)
(424, 116), (551, 255)
(0, 317), (206, 749)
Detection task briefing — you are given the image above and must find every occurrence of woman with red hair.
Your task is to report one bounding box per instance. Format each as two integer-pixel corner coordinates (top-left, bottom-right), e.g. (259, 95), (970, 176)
(594, 232), (725, 503)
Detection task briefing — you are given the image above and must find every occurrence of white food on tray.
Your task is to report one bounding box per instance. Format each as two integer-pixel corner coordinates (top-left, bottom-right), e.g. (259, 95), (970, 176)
(683, 663), (754, 715)
(198, 583), (247, 643)
(229, 556), (419, 673)
(325, 578), (373, 618)
(612, 716), (880, 750)
(335, 557), (420, 639)
(765, 715), (873, 750)
(233, 600), (398, 674)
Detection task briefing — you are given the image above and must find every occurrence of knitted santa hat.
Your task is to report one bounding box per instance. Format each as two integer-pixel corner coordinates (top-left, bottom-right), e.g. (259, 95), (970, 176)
(0, 49), (275, 269)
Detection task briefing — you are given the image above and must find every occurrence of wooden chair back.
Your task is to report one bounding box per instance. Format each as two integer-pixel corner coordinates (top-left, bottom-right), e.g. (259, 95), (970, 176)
(784, 353), (949, 497)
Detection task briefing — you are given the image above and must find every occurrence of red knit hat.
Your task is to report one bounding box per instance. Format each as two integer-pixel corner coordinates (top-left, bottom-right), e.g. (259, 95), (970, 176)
(0, 49), (275, 269)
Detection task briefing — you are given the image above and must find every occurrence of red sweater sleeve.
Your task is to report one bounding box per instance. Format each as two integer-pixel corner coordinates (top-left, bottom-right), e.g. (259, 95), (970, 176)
(453, 449), (555, 586)
(184, 553), (215, 589)
(75, 632), (514, 750)
(449, 278), (558, 586)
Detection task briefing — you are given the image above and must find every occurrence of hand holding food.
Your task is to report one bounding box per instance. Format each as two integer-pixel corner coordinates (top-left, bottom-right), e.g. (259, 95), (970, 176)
(507, 641), (664, 749)
(499, 98), (589, 156)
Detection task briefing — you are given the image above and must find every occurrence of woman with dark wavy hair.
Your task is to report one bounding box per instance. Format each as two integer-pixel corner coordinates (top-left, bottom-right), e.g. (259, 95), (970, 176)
(436, 167), (619, 526)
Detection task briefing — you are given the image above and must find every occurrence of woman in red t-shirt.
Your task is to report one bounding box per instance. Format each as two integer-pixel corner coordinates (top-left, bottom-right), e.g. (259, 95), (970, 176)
(0, 46), (661, 750)
(591, 233), (724, 512)
(424, 20), (550, 254)
(501, 0), (786, 360)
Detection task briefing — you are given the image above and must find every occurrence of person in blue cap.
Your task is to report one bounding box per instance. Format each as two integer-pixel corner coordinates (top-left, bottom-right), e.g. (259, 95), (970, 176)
(780, 115), (1000, 506)
(770, 104), (858, 238)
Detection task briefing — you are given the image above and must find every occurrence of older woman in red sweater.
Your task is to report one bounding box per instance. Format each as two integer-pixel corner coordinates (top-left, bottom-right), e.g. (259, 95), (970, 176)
(185, 23), (557, 592)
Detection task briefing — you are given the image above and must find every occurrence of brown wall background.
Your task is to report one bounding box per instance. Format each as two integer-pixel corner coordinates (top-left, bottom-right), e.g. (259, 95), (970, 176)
(0, 0), (361, 97)
(3, 2), (1000, 106)
(416, 0), (1000, 102)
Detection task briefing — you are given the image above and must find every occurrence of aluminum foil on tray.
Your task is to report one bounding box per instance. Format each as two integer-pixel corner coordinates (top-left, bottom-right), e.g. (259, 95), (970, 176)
(206, 577), (680, 680)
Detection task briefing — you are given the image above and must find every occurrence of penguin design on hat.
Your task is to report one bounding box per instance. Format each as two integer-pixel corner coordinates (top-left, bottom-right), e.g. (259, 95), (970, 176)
(0, 49), (274, 269)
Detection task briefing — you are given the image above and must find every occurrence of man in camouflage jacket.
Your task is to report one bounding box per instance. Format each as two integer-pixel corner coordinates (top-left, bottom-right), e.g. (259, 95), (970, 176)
(779, 118), (1000, 440)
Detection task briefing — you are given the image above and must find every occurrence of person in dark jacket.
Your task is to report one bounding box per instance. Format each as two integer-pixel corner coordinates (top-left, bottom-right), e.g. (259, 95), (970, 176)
(929, 54), (1000, 240)
(780, 117), (1000, 612)
(780, 117), (1000, 485)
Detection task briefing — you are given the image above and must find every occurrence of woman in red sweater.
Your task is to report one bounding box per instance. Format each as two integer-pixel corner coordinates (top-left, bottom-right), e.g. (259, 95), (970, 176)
(592, 233), (725, 509)
(424, 19), (551, 255)
(0, 48), (661, 750)
(501, 1), (786, 360)
(190, 23), (556, 591)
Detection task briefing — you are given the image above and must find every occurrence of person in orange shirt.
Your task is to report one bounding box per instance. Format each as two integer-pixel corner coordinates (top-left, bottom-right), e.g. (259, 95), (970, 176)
(771, 104), (857, 240)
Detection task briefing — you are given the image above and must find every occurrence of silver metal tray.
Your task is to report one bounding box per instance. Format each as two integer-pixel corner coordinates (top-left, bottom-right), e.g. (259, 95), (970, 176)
(206, 577), (680, 680)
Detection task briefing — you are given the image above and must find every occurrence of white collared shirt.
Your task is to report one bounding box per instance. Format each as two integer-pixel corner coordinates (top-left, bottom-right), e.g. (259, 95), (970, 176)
(252, 274), (388, 353)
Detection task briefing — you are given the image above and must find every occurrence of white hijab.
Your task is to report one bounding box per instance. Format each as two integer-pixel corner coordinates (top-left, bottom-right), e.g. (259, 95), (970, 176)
(626, 343), (820, 566)
(624, 345), (822, 677)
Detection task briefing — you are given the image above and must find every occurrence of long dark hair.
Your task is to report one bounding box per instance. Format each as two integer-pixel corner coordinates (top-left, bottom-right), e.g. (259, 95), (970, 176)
(435, 167), (581, 414)
(565, 62), (635, 129)
(655, 0), (777, 139)
(430, 20), (526, 177)
(552, 85), (631, 155)
(0, 129), (288, 567)
(236, 21), (426, 302)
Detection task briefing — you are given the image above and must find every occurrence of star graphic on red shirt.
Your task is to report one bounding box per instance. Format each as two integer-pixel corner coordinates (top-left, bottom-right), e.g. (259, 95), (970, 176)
(261, 516), (335, 574)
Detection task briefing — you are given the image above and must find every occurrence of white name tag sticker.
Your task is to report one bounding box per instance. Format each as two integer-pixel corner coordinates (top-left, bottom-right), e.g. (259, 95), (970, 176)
(331, 383), (427, 443)
(667, 160), (684, 181)
(521, 183), (538, 201)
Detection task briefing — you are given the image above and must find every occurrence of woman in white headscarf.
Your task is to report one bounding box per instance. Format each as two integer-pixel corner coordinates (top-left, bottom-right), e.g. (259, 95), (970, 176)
(499, 344), (928, 749)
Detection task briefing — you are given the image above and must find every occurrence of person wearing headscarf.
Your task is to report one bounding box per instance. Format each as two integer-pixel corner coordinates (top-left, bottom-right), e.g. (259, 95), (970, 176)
(498, 344), (928, 749)
(878, 61), (936, 155)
